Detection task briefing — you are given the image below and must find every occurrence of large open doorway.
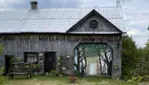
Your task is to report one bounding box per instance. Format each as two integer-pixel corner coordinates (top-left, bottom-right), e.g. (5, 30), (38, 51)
(44, 52), (56, 73)
(74, 42), (113, 77)
(4, 55), (13, 75)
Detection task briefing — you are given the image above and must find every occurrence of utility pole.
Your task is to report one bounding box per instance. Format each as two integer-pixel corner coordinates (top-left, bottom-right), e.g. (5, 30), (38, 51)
(62, 0), (66, 8)
(116, 0), (121, 7)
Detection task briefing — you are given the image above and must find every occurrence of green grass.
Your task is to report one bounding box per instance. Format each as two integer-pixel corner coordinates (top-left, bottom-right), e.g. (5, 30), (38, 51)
(3, 76), (136, 85)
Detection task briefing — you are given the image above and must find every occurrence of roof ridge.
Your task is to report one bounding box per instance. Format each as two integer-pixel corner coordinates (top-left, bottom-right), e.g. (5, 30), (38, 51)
(0, 6), (121, 11)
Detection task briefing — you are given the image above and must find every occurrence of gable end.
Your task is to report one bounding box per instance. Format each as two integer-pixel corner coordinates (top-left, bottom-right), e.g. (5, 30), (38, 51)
(66, 9), (123, 34)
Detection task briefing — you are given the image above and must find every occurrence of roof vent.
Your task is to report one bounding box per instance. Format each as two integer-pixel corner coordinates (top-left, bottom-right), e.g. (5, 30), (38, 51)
(30, 0), (38, 9)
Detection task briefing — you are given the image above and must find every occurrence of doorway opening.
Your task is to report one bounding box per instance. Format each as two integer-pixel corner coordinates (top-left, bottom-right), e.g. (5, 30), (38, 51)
(4, 55), (13, 75)
(74, 42), (113, 77)
(44, 52), (56, 73)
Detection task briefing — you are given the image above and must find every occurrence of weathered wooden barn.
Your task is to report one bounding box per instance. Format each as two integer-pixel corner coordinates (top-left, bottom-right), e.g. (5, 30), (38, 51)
(0, 1), (125, 78)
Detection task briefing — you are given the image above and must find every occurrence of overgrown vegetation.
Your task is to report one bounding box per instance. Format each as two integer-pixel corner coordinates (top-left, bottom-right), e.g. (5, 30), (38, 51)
(0, 44), (4, 85)
(128, 75), (149, 83)
(0, 66), (4, 85)
(4, 76), (135, 85)
(121, 35), (139, 80)
(122, 27), (149, 81)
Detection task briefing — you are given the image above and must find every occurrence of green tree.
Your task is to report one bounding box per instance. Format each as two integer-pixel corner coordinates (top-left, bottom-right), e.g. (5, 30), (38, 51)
(122, 35), (139, 80)
(0, 44), (3, 85)
(145, 41), (149, 49)
(132, 26), (149, 77)
(0, 44), (3, 54)
(134, 42), (149, 76)
(147, 26), (149, 48)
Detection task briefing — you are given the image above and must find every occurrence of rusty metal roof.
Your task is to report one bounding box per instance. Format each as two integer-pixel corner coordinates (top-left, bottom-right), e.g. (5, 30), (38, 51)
(0, 7), (125, 33)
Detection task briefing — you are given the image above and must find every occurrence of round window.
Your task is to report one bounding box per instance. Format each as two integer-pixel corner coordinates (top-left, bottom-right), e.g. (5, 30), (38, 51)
(89, 20), (98, 29)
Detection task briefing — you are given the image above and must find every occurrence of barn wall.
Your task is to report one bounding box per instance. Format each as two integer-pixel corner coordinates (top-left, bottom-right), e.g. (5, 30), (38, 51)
(0, 34), (121, 78)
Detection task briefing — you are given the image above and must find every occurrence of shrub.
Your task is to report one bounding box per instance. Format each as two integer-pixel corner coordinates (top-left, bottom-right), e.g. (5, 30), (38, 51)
(69, 75), (77, 83)
(34, 64), (41, 72)
(50, 70), (56, 76)
(0, 76), (4, 85)
(134, 54), (149, 76)
(121, 35), (139, 80)
(57, 72), (64, 77)
(74, 70), (81, 76)
(0, 66), (4, 75)
(10, 57), (22, 64)
(127, 75), (149, 83)
(0, 66), (4, 85)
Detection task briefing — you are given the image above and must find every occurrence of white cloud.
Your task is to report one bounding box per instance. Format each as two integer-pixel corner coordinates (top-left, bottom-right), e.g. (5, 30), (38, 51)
(127, 29), (143, 36)
(79, 0), (149, 47)
(123, 0), (149, 47)
(127, 28), (149, 47)
(0, 0), (148, 47)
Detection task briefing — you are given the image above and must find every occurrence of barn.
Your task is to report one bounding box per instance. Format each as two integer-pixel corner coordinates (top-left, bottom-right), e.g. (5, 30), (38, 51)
(0, 1), (125, 78)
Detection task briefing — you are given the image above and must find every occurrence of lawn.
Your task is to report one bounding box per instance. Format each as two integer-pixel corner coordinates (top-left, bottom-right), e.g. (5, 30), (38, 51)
(3, 76), (136, 85)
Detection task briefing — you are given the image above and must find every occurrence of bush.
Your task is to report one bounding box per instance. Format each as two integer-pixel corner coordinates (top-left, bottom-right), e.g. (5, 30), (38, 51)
(34, 64), (41, 72)
(133, 50), (149, 76)
(121, 36), (139, 80)
(50, 70), (56, 76)
(69, 75), (77, 83)
(0, 77), (4, 85)
(74, 70), (81, 76)
(127, 75), (149, 83)
(0, 66), (4, 85)
(135, 67), (149, 76)
(122, 68), (134, 80)
(0, 66), (4, 75)
(57, 72), (64, 77)
(10, 57), (22, 64)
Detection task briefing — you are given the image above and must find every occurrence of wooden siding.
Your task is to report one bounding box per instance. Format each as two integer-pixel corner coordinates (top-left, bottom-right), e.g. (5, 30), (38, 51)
(68, 15), (120, 33)
(0, 9), (123, 78)
(0, 34), (121, 78)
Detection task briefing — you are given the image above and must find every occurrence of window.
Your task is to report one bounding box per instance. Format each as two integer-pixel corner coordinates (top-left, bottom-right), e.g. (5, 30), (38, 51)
(24, 52), (38, 63)
(89, 20), (98, 29)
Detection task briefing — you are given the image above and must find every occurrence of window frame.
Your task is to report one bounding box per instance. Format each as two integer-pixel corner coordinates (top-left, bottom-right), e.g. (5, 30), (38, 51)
(24, 52), (39, 64)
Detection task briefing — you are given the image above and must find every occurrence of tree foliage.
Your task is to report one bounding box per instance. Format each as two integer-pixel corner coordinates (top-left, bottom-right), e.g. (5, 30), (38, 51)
(0, 45), (4, 85)
(123, 26), (149, 81)
(134, 41), (149, 76)
(122, 28), (149, 80)
(122, 35), (139, 80)
(0, 44), (3, 54)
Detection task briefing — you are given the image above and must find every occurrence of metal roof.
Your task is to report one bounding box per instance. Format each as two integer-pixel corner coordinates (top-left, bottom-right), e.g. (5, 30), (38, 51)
(0, 7), (126, 33)
(68, 32), (121, 34)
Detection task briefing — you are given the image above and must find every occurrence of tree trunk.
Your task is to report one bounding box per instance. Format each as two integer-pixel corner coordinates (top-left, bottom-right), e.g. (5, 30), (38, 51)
(99, 57), (102, 73)
(76, 48), (80, 72)
(107, 61), (112, 76)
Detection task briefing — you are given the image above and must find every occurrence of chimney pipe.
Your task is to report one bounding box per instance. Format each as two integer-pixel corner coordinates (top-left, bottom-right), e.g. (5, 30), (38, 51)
(30, 0), (38, 9)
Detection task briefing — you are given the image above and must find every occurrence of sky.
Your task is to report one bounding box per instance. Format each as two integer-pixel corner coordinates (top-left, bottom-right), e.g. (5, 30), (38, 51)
(0, 0), (149, 47)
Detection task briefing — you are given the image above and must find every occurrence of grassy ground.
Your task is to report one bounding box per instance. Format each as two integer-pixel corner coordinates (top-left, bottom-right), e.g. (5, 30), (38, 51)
(3, 76), (136, 85)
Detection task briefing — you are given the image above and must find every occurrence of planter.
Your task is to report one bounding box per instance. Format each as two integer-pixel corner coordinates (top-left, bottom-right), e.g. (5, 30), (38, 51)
(59, 74), (63, 77)
(69, 75), (76, 83)
(114, 64), (119, 70)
